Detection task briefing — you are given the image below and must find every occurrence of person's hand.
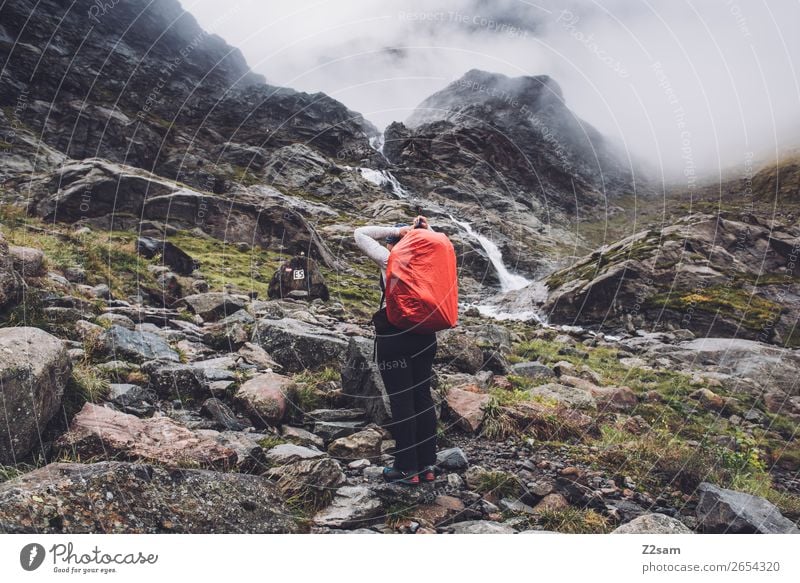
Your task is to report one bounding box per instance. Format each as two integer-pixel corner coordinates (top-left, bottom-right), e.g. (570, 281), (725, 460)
(398, 226), (412, 238)
(413, 215), (429, 229)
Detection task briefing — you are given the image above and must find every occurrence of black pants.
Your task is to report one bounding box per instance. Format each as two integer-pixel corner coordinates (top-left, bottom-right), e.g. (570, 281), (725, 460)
(376, 328), (438, 473)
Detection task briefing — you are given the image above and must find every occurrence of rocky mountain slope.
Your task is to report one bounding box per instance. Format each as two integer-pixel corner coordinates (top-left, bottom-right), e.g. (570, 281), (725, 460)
(0, 0), (797, 535)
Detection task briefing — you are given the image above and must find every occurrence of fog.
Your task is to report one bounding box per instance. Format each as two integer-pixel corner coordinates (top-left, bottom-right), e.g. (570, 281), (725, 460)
(185, 0), (800, 185)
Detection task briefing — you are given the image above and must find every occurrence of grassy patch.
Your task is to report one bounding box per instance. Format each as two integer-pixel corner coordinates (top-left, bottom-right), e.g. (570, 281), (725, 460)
(537, 507), (612, 534)
(474, 470), (521, 498)
(648, 285), (782, 331)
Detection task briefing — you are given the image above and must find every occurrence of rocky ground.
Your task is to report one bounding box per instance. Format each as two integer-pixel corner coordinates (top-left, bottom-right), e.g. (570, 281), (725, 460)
(0, 208), (798, 534)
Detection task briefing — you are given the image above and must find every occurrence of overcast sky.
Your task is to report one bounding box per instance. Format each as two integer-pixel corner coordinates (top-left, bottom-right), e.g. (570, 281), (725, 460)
(184, 0), (800, 183)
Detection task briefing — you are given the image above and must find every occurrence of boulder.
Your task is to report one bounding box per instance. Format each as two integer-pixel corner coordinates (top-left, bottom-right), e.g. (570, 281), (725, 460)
(510, 361), (556, 380)
(178, 293), (248, 322)
(237, 342), (281, 371)
(8, 245), (45, 277)
(280, 425), (325, 449)
(612, 513), (693, 534)
(436, 447), (470, 471)
(268, 255), (330, 301)
(104, 325), (180, 363)
(0, 327), (71, 464)
(136, 237), (198, 275)
(234, 372), (292, 427)
(445, 388), (490, 432)
(142, 361), (235, 398)
(341, 337), (392, 425)
(312, 486), (383, 528)
(266, 456), (346, 500)
(200, 398), (247, 431)
(435, 329), (485, 374)
(696, 482), (800, 533)
(107, 383), (158, 417)
(0, 462), (298, 533)
(56, 404), (238, 470)
(327, 428), (383, 461)
(527, 383), (597, 410)
(252, 317), (348, 373)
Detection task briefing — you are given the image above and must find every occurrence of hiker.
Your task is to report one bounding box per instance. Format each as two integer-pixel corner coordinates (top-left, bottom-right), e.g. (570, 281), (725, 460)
(353, 216), (441, 485)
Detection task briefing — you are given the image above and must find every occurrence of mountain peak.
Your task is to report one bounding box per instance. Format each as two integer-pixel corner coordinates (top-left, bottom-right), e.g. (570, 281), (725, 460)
(407, 69), (564, 128)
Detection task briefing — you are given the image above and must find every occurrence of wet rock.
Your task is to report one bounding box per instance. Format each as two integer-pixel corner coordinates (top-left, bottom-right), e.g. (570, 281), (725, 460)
(445, 387), (490, 432)
(104, 325), (179, 363)
(252, 317), (348, 373)
(0, 327), (71, 464)
(312, 486), (383, 528)
(142, 361), (235, 398)
(266, 456), (346, 500)
(56, 404), (237, 470)
(200, 398), (247, 431)
(107, 384), (157, 417)
(177, 293), (248, 322)
(313, 421), (366, 442)
(0, 462), (298, 533)
(436, 447), (470, 471)
(327, 428), (382, 461)
(696, 482), (800, 533)
(435, 329), (485, 374)
(340, 337), (392, 425)
(237, 342), (281, 371)
(136, 237), (198, 275)
(280, 425), (325, 449)
(612, 513), (693, 534)
(234, 372), (292, 428)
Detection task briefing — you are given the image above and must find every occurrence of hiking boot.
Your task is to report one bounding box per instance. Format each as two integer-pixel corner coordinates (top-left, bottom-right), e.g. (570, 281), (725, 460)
(418, 465), (436, 483)
(382, 466), (420, 485)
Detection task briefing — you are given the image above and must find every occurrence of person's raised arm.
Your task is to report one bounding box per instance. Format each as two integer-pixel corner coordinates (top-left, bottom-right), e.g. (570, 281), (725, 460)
(353, 225), (401, 269)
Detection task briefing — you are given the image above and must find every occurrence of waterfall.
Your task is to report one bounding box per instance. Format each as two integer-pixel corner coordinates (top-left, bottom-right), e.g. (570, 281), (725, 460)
(358, 168), (410, 199)
(450, 216), (530, 293)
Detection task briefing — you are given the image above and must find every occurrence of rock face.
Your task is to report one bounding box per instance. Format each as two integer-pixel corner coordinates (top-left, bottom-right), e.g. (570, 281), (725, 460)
(340, 337), (392, 425)
(0, 462), (298, 533)
(0, 327), (71, 464)
(104, 325), (180, 363)
(56, 404), (238, 469)
(544, 214), (800, 346)
(268, 255), (330, 301)
(696, 483), (800, 534)
(385, 69), (646, 223)
(0, 0), (377, 187)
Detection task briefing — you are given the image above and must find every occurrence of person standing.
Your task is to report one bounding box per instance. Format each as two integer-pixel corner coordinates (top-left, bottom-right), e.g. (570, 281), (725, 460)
(353, 216), (438, 485)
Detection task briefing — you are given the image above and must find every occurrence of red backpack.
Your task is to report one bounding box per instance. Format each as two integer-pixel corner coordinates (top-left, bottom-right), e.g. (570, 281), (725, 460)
(385, 229), (458, 333)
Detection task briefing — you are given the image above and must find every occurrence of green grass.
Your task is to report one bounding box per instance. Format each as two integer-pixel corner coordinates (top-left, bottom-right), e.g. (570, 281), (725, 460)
(473, 470), (521, 498)
(537, 507), (612, 534)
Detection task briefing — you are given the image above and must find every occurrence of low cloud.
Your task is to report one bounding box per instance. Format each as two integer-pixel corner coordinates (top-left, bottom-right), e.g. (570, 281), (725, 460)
(185, 0), (800, 184)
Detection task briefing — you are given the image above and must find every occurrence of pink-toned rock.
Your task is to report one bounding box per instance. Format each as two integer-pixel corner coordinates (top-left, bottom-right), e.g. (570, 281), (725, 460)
(56, 404), (236, 469)
(446, 387), (490, 432)
(234, 372), (292, 427)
